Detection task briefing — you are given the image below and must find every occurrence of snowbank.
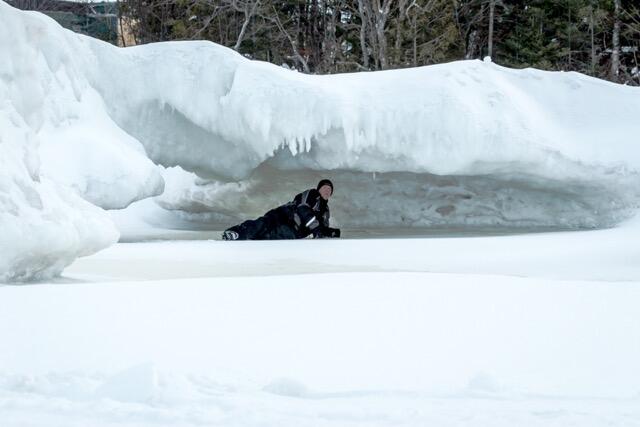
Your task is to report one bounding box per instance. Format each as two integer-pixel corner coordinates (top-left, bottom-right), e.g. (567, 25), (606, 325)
(0, 2), (163, 209)
(83, 14), (640, 228)
(91, 41), (640, 181)
(0, 123), (118, 282)
(0, 2), (163, 281)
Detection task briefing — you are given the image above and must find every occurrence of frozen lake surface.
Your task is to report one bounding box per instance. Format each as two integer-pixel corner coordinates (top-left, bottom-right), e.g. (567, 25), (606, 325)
(2, 218), (640, 426)
(115, 225), (573, 243)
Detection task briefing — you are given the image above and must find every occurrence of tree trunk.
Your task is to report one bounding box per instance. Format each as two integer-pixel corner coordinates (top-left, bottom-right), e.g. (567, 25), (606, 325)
(321, 0), (338, 73)
(466, 30), (478, 59)
(394, 0), (408, 65)
(590, 5), (596, 75)
(270, 5), (310, 73)
(376, 20), (388, 69)
(412, 13), (417, 66)
(488, 0), (495, 59)
(374, 0), (392, 69)
(567, 3), (572, 68)
(357, 0), (370, 69)
(611, 0), (621, 81)
(234, 0), (260, 51)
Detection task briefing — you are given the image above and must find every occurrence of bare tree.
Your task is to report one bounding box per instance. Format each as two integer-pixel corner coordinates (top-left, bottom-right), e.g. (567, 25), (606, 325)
(356, 0), (371, 69)
(589, 3), (596, 74)
(232, 0), (260, 50)
(452, 0), (487, 60)
(320, 0), (340, 72)
(268, 5), (310, 72)
(611, 0), (621, 81)
(487, 0), (495, 58)
(355, 0), (392, 70)
(372, 0), (393, 69)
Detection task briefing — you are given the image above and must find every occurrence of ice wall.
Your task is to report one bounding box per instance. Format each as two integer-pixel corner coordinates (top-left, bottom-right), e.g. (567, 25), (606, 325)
(87, 39), (640, 181)
(0, 2), (163, 210)
(0, 117), (118, 282)
(83, 31), (640, 229)
(154, 165), (637, 230)
(0, 2), (160, 281)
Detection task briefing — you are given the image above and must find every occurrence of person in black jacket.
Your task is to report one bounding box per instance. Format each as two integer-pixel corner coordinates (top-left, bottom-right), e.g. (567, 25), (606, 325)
(222, 179), (341, 240)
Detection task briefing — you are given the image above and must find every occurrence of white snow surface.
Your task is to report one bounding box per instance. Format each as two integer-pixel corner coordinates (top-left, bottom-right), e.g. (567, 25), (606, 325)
(2, 219), (640, 426)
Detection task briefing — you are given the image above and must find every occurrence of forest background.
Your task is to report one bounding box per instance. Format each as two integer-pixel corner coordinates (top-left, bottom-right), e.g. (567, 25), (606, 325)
(115, 0), (640, 85)
(9, 0), (640, 84)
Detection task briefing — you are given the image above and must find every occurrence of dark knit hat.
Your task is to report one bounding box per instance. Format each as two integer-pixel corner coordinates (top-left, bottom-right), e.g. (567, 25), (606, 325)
(317, 179), (334, 194)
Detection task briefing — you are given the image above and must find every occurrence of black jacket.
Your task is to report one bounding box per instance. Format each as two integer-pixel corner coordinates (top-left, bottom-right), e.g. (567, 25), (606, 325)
(287, 188), (339, 238)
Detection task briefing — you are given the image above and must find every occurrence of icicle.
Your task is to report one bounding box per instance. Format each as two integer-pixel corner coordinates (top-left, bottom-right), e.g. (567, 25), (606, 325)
(287, 138), (298, 156)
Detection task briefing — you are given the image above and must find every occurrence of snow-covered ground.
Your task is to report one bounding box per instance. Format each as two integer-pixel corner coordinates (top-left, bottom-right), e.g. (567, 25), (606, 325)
(2, 217), (640, 426)
(2, 273), (640, 427)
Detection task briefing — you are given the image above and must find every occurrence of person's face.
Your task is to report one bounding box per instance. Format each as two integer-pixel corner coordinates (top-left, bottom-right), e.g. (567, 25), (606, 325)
(319, 184), (332, 200)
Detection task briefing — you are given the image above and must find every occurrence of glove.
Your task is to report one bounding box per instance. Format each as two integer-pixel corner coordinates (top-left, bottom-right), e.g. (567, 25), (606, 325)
(314, 226), (340, 238)
(328, 227), (341, 238)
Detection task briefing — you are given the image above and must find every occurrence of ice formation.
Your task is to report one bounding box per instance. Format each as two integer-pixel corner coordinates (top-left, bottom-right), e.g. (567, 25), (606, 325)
(81, 8), (640, 229)
(0, 119), (118, 282)
(0, 3), (163, 209)
(0, 2), (157, 281)
(154, 165), (636, 230)
(90, 39), (640, 181)
(2, 0), (640, 280)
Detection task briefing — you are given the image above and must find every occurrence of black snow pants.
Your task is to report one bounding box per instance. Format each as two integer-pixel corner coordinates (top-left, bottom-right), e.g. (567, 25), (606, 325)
(225, 205), (299, 240)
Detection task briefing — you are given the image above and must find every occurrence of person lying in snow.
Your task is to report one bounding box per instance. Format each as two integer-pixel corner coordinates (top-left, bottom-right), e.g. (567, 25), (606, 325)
(222, 179), (341, 240)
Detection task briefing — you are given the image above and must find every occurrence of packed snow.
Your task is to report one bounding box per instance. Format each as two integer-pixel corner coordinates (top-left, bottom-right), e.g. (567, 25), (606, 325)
(0, 128), (118, 282)
(0, 2), (163, 209)
(90, 31), (640, 229)
(0, 1), (162, 280)
(2, 223), (640, 426)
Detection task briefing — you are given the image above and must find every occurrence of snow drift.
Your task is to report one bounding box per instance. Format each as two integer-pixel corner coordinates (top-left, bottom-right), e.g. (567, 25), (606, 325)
(82, 10), (640, 229)
(2, 0), (640, 280)
(0, 2), (160, 281)
(0, 119), (118, 282)
(0, 3), (163, 209)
